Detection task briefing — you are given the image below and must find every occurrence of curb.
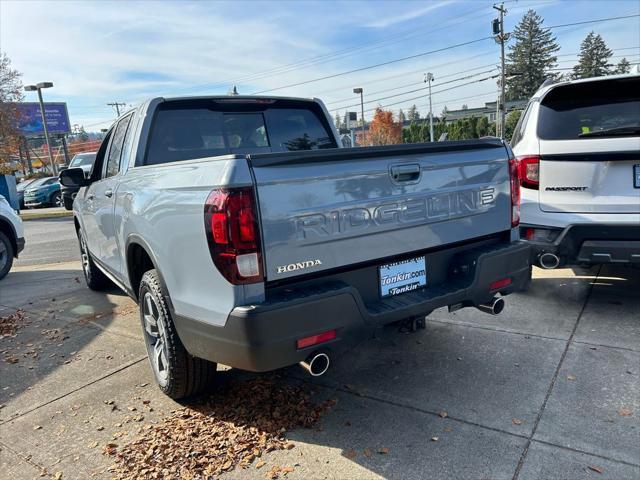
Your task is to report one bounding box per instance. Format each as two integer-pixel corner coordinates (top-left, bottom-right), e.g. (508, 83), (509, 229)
(20, 210), (73, 221)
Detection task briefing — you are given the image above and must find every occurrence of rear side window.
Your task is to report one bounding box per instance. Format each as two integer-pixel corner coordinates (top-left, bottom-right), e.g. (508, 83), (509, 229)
(104, 114), (133, 177)
(537, 77), (640, 140)
(145, 100), (337, 165)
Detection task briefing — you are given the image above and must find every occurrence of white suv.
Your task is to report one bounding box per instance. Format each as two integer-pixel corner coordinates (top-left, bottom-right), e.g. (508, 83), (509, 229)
(511, 73), (640, 273)
(0, 194), (25, 280)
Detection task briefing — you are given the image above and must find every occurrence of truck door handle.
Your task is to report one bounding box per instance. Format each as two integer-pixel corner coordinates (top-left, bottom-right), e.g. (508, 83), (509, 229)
(104, 189), (113, 198)
(390, 163), (421, 183)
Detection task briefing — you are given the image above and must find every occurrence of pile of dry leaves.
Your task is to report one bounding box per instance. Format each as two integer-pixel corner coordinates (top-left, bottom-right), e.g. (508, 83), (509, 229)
(107, 377), (335, 479)
(0, 309), (27, 337)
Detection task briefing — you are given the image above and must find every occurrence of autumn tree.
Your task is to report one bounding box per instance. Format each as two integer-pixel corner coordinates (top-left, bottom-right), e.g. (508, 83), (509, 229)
(368, 107), (402, 146)
(505, 10), (559, 100)
(572, 32), (613, 79)
(0, 52), (24, 173)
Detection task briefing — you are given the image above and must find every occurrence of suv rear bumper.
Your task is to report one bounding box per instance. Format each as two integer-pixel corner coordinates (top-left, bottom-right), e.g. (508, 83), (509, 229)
(173, 240), (530, 372)
(521, 223), (640, 268)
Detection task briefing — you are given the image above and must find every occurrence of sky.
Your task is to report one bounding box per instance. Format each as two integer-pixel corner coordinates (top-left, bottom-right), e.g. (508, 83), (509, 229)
(1, 0), (639, 132)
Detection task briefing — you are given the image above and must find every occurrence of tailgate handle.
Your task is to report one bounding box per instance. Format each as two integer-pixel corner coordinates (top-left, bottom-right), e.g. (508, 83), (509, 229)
(390, 163), (421, 183)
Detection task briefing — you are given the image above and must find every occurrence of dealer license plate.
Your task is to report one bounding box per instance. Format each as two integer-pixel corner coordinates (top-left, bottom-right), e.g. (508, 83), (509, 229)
(379, 256), (427, 298)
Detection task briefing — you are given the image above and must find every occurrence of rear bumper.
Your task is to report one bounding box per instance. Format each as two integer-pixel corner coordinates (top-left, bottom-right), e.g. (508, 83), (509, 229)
(521, 224), (640, 267)
(174, 240), (530, 372)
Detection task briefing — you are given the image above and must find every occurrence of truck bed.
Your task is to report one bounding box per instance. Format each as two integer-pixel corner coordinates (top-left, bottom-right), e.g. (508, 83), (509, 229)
(248, 138), (513, 282)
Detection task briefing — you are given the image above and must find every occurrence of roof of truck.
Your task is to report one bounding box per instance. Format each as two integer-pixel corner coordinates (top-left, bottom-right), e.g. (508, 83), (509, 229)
(532, 72), (639, 101)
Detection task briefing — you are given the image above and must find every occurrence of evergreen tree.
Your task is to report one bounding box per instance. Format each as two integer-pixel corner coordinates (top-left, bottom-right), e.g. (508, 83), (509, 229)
(572, 32), (613, 79)
(334, 112), (342, 129)
(407, 104), (420, 122)
(505, 10), (559, 100)
(615, 57), (631, 74)
(398, 109), (406, 124)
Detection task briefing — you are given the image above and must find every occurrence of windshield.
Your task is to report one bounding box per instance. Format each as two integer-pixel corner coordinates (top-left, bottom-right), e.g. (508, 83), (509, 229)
(145, 99), (337, 165)
(537, 77), (640, 140)
(27, 177), (55, 188)
(70, 153), (96, 167)
(16, 179), (35, 191)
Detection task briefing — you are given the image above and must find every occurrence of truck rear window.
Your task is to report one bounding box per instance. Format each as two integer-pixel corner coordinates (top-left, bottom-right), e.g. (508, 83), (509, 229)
(145, 99), (337, 165)
(537, 77), (640, 140)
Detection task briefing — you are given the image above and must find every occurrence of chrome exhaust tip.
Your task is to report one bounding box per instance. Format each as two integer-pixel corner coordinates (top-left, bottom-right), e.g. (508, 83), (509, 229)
(299, 352), (330, 377)
(476, 297), (505, 316)
(539, 252), (560, 269)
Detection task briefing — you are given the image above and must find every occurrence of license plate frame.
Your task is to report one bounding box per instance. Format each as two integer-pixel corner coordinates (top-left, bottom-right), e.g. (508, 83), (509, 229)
(634, 164), (640, 189)
(379, 255), (427, 298)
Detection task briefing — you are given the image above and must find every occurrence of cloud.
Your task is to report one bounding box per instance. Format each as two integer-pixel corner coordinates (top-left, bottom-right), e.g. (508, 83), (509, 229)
(364, 0), (455, 28)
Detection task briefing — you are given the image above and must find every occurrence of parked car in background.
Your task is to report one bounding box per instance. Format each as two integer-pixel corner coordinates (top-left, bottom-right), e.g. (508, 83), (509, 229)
(511, 73), (639, 276)
(62, 95), (530, 399)
(0, 194), (24, 280)
(16, 178), (37, 209)
(62, 152), (97, 210)
(23, 176), (62, 208)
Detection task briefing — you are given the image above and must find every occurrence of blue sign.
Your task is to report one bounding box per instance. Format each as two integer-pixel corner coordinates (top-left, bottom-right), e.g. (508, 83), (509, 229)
(13, 102), (71, 136)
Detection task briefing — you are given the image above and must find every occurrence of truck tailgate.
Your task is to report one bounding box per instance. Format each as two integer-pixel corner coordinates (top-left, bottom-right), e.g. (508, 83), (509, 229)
(249, 140), (513, 281)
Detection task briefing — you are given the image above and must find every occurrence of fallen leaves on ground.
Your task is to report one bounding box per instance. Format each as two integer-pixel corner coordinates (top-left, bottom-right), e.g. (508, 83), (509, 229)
(587, 464), (604, 474)
(438, 410), (448, 419)
(512, 418), (523, 425)
(377, 447), (389, 454)
(617, 407), (633, 417)
(0, 309), (27, 337)
(107, 377), (335, 479)
(566, 375), (577, 381)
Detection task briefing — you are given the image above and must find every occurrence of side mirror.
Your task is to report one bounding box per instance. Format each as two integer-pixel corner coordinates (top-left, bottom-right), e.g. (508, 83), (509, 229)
(59, 168), (89, 188)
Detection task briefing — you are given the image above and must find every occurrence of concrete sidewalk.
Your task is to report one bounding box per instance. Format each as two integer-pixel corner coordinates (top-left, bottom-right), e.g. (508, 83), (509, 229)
(20, 207), (73, 221)
(1, 262), (638, 479)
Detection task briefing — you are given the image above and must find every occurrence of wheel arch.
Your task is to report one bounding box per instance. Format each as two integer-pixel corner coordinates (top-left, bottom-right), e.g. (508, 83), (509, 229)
(125, 235), (170, 304)
(0, 218), (18, 257)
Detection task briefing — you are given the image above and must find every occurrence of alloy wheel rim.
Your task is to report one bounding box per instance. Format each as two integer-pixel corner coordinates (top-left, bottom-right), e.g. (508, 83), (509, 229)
(142, 292), (169, 384)
(79, 237), (91, 279)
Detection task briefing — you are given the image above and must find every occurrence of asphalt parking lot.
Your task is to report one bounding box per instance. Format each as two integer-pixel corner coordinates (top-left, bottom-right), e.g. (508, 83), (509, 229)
(1, 218), (638, 479)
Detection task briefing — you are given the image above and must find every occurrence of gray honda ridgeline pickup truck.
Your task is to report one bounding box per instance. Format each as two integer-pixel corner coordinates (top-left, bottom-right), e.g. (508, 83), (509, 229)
(59, 96), (530, 399)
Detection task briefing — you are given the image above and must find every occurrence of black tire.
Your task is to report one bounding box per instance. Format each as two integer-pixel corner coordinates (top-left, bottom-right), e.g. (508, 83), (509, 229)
(77, 228), (110, 290)
(63, 194), (73, 210)
(50, 191), (62, 208)
(139, 269), (217, 399)
(0, 231), (14, 281)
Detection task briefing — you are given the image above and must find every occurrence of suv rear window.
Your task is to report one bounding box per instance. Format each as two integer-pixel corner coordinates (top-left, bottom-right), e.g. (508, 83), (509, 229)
(145, 99), (337, 165)
(537, 77), (640, 140)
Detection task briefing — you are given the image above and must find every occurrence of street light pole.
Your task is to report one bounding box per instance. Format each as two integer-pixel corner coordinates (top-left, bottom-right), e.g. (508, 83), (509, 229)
(25, 82), (57, 175)
(353, 87), (365, 146)
(425, 73), (434, 142)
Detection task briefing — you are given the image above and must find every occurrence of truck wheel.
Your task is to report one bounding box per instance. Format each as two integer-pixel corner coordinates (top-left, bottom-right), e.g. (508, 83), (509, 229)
(0, 231), (14, 281)
(63, 195), (73, 210)
(139, 269), (217, 399)
(77, 229), (110, 290)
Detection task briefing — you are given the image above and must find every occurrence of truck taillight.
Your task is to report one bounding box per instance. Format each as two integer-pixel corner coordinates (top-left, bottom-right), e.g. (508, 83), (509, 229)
(509, 158), (520, 227)
(516, 155), (539, 190)
(204, 187), (263, 284)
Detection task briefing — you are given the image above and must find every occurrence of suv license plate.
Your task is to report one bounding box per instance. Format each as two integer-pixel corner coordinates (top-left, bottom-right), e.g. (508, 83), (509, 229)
(379, 256), (427, 298)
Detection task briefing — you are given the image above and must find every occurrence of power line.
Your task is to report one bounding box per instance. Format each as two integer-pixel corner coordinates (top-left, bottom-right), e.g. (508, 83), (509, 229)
(107, 102), (126, 116)
(251, 37), (493, 95)
(251, 13), (639, 96)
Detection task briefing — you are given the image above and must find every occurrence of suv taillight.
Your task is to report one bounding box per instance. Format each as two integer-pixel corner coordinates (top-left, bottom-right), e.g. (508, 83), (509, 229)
(204, 187), (263, 284)
(517, 155), (539, 190)
(509, 157), (520, 227)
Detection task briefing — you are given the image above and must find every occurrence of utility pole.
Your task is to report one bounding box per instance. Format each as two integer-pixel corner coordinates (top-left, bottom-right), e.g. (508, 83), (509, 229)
(424, 73), (435, 142)
(353, 88), (365, 146)
(107, 102), (126, 117)
(493, 3), (507, 139)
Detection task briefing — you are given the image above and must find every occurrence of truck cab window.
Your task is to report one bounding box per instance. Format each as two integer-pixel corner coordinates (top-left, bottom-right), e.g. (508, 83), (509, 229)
(104, 114), (133, 178)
